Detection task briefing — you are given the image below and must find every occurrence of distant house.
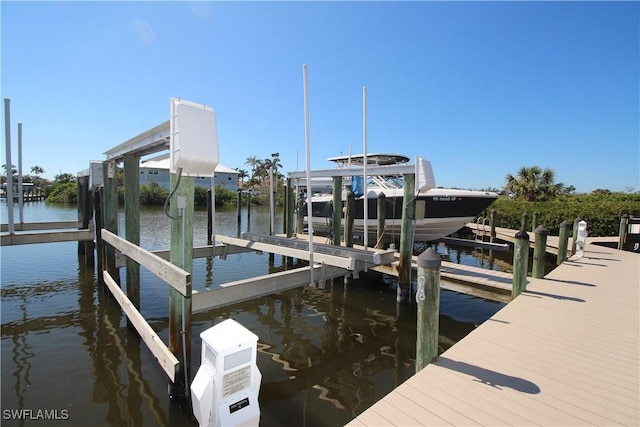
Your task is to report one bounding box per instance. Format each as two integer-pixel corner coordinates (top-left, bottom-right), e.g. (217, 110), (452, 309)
(139, 154), (239, 192)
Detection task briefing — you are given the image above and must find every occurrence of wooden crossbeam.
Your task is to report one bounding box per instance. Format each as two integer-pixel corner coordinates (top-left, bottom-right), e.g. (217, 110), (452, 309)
(192, 264), (349, 313)
(103, 270), (179, 382)
(101, 229), (191, 296)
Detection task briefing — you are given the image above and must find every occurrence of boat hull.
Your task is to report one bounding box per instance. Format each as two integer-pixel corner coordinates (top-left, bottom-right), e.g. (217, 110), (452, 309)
(307, 189), (497, 243)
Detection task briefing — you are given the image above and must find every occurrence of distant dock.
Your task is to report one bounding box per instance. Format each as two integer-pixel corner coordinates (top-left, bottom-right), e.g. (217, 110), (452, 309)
(347, 237), (640, 426)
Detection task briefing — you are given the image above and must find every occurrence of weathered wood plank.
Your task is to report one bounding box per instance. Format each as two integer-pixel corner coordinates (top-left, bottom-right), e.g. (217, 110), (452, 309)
(217, 234), (357, 270)
(1, 229), (94, 246)
(1, 220), (81, 232)
(101, 229), (191, 296)
(102, 270), (178, 382)
(192, 264), (349, 313)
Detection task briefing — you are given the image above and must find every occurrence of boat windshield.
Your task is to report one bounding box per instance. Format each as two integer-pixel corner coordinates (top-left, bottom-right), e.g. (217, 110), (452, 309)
(368, 175), (403, 189)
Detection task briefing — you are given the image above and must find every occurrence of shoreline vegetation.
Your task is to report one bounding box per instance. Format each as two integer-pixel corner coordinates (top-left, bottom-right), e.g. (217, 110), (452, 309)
(3, 162), (639, 238)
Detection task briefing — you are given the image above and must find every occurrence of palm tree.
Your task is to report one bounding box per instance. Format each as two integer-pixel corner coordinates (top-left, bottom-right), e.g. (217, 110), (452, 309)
(31, 165), (45, 177)
(236, 168), (248, 187)
(245, 156), (260, 179)
(504, 166), (564, 201)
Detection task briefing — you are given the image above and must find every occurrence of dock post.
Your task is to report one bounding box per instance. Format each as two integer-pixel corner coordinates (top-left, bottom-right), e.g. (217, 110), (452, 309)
(168, 173), (194, 402)
(489, 209), (497, 243)
(77, 175), (89, 257)
(416, 247), (441, 371)
(124, 154), (140, 310)
(296, 191), (304, 235)
(532, 225), (548, 278)
(247, 192), (251, 224)
(557, 220), (570, 264)
(286, 178), (294, 238)
(237, 189), (242, 227)
(344, 187), (355, 248)
(520, 212), (529, 232)
(512, 230), (530, 299)
(376, 192), (386, 249)
(397, 173), (416, 304)
(332, 176), (341, 246)
(571, 217), (582, 255)
(94, 188), (104, 277)
(532, 212), (539, 232)
(102, 161), (119, 284)
(618, 214), (629, 250)
(207, 189), (214, 245)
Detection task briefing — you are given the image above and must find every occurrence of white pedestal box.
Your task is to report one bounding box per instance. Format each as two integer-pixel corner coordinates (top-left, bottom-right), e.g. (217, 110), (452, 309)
(191, 319), (261, 427)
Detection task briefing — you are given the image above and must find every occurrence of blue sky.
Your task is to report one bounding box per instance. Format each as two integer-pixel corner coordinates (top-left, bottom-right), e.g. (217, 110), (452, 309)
(1, 1), (638, 193)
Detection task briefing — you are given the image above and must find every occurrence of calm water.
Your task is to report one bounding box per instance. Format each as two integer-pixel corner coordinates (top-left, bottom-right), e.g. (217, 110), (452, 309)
(1, 201), (506, 426)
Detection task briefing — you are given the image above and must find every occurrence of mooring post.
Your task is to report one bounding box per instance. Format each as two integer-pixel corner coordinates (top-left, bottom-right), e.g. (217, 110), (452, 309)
(76, 182), (95, 265)
(286, 178), (294, 238)
(168, 173), (194, 402)
(376, 192), (386, 249)
(102, 161), (119, 284)
(416, 247), (441, 371)
(94, 188), (104, 277)
(512, 230), (530, 299)
(618, 214), (629, 250)
(236, 189), (242, 227)
(532, 225), (548, 279)
(489, 209), (497, 243)
(247, 192), (252, 224)
(397, 173), (416, 304)
(571, 217), (582, 255)
(344, 187), (355, 248)
(124, 154), (140, 310)
(296, 191), (304, 235)
(332, 176), (341, 246)
(520, 212), (529, 232)
(557, 220), (570, 265)
(531, 212), (539, 232)
(207, 189), (213, 245)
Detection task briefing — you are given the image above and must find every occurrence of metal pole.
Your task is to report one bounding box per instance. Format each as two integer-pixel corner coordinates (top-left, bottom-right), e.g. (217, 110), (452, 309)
(362, 86), (368, 249)
(17, 123), (24, 223)
(4, 98), (15, 234)
(303, 64), (314, 285)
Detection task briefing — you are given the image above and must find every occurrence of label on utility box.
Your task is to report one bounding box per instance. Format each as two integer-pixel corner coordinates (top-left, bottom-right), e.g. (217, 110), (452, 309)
(222, 366), (251, 397)
(229, 397), (250, 414)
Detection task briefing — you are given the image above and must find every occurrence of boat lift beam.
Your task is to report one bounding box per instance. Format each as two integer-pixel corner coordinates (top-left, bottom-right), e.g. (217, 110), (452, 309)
(240, 232), (395, 265)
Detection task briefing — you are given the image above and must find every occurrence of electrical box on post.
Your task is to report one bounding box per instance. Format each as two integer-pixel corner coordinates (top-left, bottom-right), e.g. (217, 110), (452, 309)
(191, 319), (261, 427)
(170, 98), (220, 176)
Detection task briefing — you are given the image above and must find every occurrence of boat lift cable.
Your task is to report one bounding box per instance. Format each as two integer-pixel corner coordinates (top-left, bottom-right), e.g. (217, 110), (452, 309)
(163, 167), (184, 220)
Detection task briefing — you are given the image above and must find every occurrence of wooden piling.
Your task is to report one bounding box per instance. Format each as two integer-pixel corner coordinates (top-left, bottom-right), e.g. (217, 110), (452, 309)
(102, 161), (119, 284)
(77, 174), (94, 265)
(532, 225), (548, 279)
(618, 214), (629, 250)
(286, 178), (294, 238)
(376, 192), (386, 249)
(94, 188), (104, 277)
(489, 209), (497, 243)
(512, 230), (529, 299)
(416, 247), (441, 371)
(344, 187), (355, 248)
(557, 220), (570, 264)
(571, 217), (582, 255)
(296, 191), (304, 235)
(124, 154), (140, 310)
(397, 173), (416, 304)
(207, 189), (214, 245)
(332, 176), (341, 246)
(532, 211), (539, 232)
(168, 173), (194, 401)
(520, 212), (529, 232)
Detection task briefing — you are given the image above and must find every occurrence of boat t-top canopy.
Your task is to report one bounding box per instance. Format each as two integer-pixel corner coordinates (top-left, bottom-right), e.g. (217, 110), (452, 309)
(327, 153), (410, 167)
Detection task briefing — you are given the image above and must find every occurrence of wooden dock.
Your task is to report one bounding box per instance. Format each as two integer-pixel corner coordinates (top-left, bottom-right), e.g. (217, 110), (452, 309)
(346, 239), (640, 426)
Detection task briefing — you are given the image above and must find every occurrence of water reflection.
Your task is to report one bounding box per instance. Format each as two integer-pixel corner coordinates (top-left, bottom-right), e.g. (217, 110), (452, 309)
(1, 203), (505, 427)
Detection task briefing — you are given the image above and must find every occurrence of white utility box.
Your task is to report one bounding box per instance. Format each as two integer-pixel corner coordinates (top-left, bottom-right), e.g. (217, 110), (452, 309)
(191, 319), (261, 427)
(170, 98), (220, 176)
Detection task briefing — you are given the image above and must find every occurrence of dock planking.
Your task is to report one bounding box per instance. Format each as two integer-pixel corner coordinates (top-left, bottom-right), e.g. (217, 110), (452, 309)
(346, 239), (639, 426)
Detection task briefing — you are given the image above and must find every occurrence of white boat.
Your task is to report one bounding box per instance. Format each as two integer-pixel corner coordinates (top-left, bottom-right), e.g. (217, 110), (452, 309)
(291, 153), (498, 243)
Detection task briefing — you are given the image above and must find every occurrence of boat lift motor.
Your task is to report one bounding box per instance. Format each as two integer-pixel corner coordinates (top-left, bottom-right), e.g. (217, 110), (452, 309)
(191, 319), (262, 427)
